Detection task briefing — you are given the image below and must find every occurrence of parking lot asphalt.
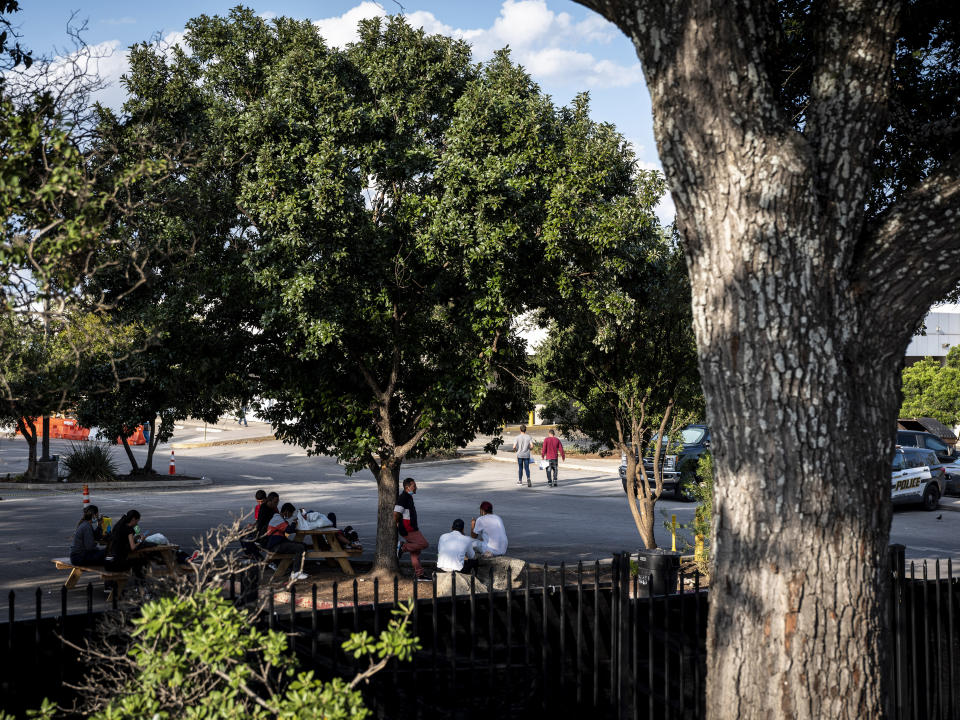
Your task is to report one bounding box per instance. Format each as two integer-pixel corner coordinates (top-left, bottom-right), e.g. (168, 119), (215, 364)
(2, 420), (959, 596)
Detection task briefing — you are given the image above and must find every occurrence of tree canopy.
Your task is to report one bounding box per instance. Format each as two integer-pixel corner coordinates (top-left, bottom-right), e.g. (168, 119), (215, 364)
(117, 9), (650, 571)
(530, 103), (701, 547)
(900, 348), (960, 426)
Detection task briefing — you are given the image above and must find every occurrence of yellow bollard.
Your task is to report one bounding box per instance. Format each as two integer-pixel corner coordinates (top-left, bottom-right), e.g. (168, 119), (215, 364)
(529, 410), (535, 426)
(695, 534), (705, 563)
(671, 514), (677, 552)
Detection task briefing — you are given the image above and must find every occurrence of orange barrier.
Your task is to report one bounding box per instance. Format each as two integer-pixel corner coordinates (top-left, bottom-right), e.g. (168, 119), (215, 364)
(117, 425), (146, 446)
(16, 417), (91, 441)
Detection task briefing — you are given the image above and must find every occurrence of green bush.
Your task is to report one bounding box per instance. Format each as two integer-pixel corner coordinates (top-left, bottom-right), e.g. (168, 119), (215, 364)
(691, 453), (713, 574)
(62, 442), (119, 482)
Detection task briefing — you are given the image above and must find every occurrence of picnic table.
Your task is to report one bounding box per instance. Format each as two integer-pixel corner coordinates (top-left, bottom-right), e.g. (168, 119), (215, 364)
(280, 528), (361, 576)
(52, 543), (182, 600)
(131, 543), (182, 577)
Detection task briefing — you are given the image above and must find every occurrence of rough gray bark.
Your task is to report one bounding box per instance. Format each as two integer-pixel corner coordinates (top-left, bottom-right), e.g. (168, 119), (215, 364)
(371, 458), (402, 575)
(16, 416), (38, 480)
(575, 1), (960, 717)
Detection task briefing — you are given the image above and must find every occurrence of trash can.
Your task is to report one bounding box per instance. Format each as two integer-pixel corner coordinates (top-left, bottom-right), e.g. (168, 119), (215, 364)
(634, 548), (682, 597)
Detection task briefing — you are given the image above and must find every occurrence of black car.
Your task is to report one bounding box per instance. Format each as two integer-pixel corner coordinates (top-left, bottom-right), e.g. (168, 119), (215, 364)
(619, 424), (711, 501)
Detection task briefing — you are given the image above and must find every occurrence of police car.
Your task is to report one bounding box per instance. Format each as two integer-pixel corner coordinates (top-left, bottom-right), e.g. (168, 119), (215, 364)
(891, 446), (946, 511)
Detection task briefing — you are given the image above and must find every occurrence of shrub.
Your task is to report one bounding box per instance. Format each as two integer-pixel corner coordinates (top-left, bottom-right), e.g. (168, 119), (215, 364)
(66, 519), (421, 720)
(691, 453), (713, 574)
(62, 442), (119, 482)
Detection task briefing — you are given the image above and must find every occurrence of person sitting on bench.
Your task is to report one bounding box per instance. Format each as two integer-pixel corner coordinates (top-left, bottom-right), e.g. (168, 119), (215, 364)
(104, 510), (148, 578)
(264, 503), (309, 581)
(70, 505), (106, 566)
(436, 519), (478, 574)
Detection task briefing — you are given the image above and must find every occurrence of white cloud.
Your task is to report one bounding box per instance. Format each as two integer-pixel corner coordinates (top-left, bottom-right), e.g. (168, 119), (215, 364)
(309, 1), (636, 91)
(313, 1), (386, 48)
(390, 1), (639, 91)
(655, 192), (676, 225)
(47, 2), (643, 117)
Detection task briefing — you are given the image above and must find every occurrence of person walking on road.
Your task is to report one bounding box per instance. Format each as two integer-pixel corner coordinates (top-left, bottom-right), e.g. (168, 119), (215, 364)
(540, 429), (565, 487)
(395, 478), (430, 581)
(512, 424), (533, 487)
(237, 406), (248, 426)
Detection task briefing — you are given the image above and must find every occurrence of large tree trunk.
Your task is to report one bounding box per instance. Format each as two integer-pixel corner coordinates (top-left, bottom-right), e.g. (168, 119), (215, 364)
(371, 458), (401, 575)
(574, 1), (960, 717)
(143, 417), (160, 473)
(698, 277), (901, 719)
(120, 435), (140, 473)
(17, 417), (39, 480)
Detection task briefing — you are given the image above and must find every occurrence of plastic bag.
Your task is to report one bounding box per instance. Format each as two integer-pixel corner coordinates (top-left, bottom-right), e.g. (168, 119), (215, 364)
(538, 460), (550, 471)
(145, 533), (169, 545)
(297, 510), (333, 530)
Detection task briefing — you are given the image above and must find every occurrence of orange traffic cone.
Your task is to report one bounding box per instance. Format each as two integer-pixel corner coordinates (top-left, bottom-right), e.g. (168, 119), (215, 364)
(169, 449), (176, 475)
(82, 484), (89, 505)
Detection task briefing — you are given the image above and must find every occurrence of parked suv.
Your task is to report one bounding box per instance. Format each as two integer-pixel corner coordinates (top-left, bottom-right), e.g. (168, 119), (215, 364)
(891, 446), (946, 511)
(619, 424), (710, 501)
(895, 430), (954, 462)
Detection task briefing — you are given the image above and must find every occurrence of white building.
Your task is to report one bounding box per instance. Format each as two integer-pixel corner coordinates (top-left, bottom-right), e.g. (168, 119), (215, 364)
(905, 309), (960, 365)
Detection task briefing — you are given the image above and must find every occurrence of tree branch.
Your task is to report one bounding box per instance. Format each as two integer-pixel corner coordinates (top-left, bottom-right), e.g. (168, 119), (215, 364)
(807, 0), (900, 236)
(395, 421), (434, 459)
(854, 152), (960, 343)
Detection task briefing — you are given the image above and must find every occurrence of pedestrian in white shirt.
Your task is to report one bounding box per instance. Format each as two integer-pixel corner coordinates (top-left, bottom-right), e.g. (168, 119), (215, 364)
(512, 424), (533, 487)
(471, 501), (508, 557)
(436, 519), (478, 574)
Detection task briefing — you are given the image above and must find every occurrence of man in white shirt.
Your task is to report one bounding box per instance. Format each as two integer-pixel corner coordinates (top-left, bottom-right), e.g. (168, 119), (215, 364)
(471, 501), (508, 557)
(512, 424), (533, 487)
(436, 519), (478, 574)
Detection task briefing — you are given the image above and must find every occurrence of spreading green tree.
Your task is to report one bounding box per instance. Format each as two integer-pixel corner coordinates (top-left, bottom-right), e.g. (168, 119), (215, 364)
(899, 348), (960, 427)
(0, 312), (131, 479)
(117, 10), (645, 573)
(74, 320), (243, 474)
(1, 1), (188, 455)
(574, 0), (960, 717)
(532, 124), (701, 546)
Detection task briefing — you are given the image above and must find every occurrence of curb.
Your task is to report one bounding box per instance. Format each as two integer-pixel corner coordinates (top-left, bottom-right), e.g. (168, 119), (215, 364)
(172, 435), (277, 449)
(7, 477), (213, 491)
(405, 452), (620, 475)
(479, 451), (620, 476)
(502, 424), (558, 432)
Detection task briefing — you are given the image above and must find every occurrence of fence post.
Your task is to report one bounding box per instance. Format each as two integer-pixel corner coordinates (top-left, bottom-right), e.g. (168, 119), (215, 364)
(610, 553), (619, 707)
(8, 590), (14, 650)
(887, 543), (906, 720)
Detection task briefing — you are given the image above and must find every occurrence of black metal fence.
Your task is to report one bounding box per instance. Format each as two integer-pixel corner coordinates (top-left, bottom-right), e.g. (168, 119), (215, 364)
(1, 549), (957, 719)
(888, 545), (958, 720)
(270, 556), (707, 719)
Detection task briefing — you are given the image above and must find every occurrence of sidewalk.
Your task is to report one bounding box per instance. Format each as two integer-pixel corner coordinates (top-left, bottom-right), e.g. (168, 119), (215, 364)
(168, 418), (276, 448)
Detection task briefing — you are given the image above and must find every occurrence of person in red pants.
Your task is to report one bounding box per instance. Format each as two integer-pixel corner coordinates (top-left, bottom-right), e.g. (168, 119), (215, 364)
(540, 429), (566, 487)
(394, 477), (430, 581)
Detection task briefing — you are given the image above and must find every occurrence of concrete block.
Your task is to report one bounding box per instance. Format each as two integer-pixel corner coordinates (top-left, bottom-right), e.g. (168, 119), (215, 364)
(435, 571), (487, 596)
(35, 459), (59, 483)
(476, 555), (526, 590)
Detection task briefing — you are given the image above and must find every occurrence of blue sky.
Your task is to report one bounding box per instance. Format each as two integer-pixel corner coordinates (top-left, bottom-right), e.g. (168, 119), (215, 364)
(10, 0), (672, 220)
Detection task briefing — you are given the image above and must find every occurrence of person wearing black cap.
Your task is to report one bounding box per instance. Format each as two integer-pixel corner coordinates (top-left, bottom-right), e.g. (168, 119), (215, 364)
(436, 519), (478, 574)
(471, 501), (508, 557)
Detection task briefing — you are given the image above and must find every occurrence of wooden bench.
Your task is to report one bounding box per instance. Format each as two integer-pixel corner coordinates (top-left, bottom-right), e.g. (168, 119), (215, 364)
(52, 558), (130, 599)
